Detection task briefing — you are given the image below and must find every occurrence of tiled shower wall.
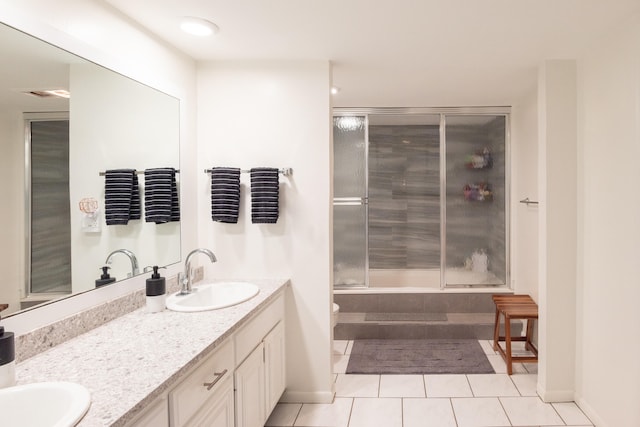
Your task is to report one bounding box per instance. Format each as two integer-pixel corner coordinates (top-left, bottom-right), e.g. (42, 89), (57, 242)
(368, 125), (440, 269)
(368, 118), (506, 284)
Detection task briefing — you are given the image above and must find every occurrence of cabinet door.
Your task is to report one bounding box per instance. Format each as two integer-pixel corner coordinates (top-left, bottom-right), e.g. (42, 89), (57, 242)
(234, 343), (265, 427)
(127, 396), (168, 427)
(185, 376), (234, 427)
(264, 321), (285, 414)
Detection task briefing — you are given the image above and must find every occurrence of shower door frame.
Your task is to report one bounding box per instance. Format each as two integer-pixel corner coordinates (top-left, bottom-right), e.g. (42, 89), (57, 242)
(333, 106), (512, 290)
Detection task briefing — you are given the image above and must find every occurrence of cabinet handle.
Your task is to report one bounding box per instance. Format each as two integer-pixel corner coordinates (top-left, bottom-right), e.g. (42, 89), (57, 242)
(203, 369), (228, 391)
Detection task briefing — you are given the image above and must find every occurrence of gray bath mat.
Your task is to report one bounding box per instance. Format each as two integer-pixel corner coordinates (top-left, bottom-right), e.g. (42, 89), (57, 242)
(364, 313), (447, 322)
(346, 339), (495, 374)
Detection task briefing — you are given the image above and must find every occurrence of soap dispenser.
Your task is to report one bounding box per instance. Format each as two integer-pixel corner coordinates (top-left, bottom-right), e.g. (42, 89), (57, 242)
(146, 266), (166, 313)
(0, 311), (15, 389)
(95, 266), (116, 287)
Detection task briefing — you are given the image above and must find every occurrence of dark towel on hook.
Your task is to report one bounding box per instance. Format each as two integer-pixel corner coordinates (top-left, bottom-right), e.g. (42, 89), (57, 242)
(250, 167), (279, 224)
(210, 167), (241, 223)
(104, 169), (140, 225)
(144, 168), (180, 224)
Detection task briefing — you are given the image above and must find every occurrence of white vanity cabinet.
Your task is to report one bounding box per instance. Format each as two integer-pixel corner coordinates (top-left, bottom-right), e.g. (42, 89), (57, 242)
(234, 341), (266, 427)
(235, 321), (285, 427)
(234, 295), (286, 427)
(264, 321), (286, 412)
(169, 339), (235, 427)
(126, 291), (286, 427)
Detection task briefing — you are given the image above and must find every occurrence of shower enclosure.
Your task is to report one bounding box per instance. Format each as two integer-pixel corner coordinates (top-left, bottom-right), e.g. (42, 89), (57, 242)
(333, 108), (509, 289)
(23, 114), (72, 308)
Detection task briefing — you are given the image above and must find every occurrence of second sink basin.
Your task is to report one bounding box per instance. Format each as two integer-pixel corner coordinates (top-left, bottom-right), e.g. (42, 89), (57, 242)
(0, 381), (91, 427)
(166, 281), (260, 312)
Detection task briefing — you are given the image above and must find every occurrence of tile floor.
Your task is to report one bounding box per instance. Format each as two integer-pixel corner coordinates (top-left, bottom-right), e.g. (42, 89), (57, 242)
(265, 339), (594, 427)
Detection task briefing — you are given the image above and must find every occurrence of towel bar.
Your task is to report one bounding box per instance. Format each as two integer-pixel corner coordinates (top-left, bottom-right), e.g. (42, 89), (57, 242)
(204, 167), (292, 176)
(99, 169), (180, 176)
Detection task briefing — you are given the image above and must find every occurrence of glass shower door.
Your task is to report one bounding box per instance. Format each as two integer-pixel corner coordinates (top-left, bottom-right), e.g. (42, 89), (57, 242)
(444, 115), (507, 286)
(333, 116), (368, 287)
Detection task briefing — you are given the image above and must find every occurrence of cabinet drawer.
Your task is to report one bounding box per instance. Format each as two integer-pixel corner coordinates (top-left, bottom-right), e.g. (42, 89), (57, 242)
(184, 376), (234, 427)
(235, 293), (284, 366)
(169, 339), (234, 427)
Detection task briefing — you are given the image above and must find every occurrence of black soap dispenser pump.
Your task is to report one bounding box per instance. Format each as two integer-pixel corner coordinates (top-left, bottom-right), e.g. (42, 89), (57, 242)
(146, 266), (166, 313)
(96, 266), (116, 287)
(0, 311), (15, 389)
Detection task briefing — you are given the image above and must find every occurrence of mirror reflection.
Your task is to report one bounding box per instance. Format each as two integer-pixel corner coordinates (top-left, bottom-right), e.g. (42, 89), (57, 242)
(0, 23), (181, 317)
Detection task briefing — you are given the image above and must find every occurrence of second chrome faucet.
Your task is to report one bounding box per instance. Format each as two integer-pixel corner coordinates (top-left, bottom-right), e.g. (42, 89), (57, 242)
(179, 248), (217, 295)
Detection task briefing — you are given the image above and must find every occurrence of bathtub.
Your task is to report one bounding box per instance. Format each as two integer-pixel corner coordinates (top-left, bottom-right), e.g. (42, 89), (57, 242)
(335, 268), (508, 294)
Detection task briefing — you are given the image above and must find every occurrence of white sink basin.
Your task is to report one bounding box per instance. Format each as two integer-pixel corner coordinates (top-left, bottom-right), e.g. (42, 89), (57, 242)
(0, 381), (91, 427)
(166, 281), (260, 312)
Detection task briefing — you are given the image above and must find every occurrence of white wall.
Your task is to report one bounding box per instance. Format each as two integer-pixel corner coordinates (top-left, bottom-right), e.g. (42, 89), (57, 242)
(537, 60), (578, 402)
(510, 89), (539, 300)
(1, 0), (197, 335)
(196, 61), (334, 402)
(575, 15), (640, 427)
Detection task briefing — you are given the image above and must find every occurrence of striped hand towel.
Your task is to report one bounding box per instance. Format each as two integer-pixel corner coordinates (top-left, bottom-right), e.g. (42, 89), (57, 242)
(144, 168), (180, 224)
(250, 168), (279, 224)
(104, 169), (140, 225)
(210, 167), (241, 223)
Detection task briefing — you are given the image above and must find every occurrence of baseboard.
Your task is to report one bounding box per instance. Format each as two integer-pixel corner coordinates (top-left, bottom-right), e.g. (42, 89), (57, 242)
(280, 390), (335, 404)
(536, 384), (575, 402)
(575, 395), (607, 427)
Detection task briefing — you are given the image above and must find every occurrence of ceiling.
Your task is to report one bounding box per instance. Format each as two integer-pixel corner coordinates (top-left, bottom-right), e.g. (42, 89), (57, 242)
(105, 0), (640, 108)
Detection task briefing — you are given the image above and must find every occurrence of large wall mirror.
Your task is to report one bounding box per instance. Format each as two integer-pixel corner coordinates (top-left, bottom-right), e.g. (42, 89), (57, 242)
(0, 22), (181, 317)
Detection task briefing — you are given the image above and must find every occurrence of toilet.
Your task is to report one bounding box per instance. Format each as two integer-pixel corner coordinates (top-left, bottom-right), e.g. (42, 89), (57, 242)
(332, 303), (340, 328)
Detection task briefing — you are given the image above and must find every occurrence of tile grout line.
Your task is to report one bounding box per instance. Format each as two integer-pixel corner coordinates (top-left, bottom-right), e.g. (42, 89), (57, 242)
(291, 402), (303, 427)
(421, 374), (427, 398)
(447, 397), (460, 427)
(497, 396), (515, 426)
(464, 374), (476, 398)
(509, 373), (523, 397)
(345, 397), (354, 427)
(548, 400), (572, 427)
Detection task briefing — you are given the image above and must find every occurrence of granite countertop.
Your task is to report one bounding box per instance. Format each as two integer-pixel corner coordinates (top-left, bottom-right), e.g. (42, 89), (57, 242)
(16, 279), (289, 427)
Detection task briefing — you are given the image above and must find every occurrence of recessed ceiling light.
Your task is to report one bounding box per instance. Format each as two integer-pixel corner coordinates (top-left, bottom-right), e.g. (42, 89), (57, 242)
(331, 86), (340, 95)
(180, 17), (219, 37)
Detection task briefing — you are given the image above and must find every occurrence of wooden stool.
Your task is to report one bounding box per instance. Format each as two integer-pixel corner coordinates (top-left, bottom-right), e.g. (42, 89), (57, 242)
(492, 294), (534, 348)
(492, 294), (538, 375)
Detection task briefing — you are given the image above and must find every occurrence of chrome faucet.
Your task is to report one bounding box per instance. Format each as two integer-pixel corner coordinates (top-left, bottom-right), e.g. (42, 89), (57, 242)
(105, 249), (139, 278)
(179, 248), (217, 294)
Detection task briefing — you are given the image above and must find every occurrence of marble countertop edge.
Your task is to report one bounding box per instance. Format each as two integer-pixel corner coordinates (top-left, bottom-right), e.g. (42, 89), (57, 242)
(16, 278), (290, 427)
